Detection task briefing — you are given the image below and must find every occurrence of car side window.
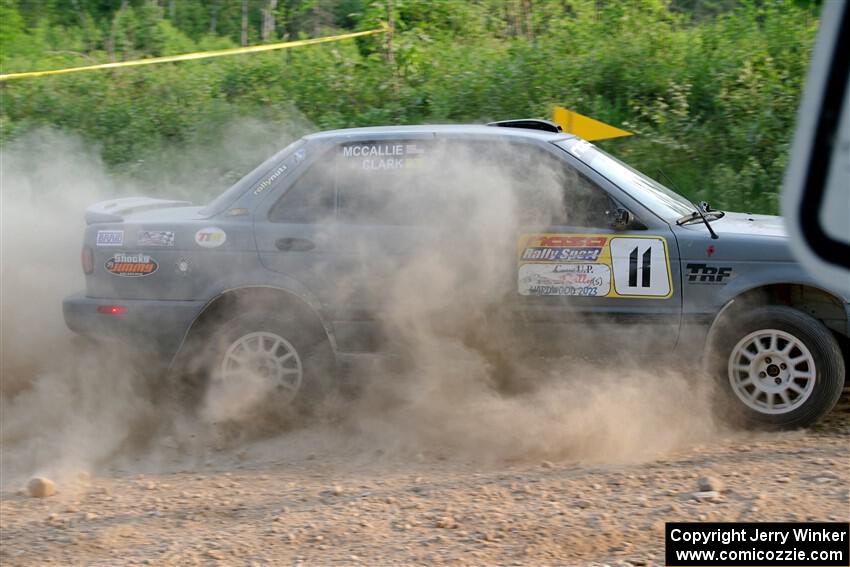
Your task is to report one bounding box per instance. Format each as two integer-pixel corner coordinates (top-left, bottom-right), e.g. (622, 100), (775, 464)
(269, 158), (335, 223)
(331, 138), (613, 227)
(504, 143), (612, 228)
(336, 141), (436, 225)
(562, 168), (613, 228)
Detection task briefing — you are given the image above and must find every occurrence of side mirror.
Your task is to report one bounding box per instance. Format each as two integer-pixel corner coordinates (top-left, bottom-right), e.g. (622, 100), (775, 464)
(607, 207), (633, 230)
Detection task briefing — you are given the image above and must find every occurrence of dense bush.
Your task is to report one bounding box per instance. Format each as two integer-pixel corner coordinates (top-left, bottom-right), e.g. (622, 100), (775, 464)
(0, 0), (818, 213)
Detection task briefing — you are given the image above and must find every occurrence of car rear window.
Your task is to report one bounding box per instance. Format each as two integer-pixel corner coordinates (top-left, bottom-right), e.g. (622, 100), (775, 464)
(200, 139), (305, 217)
(269, 154), (335, 223)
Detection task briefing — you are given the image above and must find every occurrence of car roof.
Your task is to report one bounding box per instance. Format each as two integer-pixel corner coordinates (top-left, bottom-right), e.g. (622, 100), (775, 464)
(304, 124), (576, 143)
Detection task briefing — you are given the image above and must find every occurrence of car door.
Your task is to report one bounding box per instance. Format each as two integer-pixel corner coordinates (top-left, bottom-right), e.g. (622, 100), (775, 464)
(255, 146), (339, 309)
(510, 142), (682, 356)
(326, 134), (441, 353)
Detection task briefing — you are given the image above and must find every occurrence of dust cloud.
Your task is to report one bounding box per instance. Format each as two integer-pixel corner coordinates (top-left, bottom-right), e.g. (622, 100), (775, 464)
(1, 127), (722, 493)
(0, 124), (308, 488)
(307, 139), (721, 465)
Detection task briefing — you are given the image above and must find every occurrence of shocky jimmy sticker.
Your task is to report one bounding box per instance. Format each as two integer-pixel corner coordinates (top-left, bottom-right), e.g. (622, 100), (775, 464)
(518, 234), (672, 298)
(195, 227), (226, 248)
(137, 230), (174, 247)
(105, 253), (158, 277)
(96, 230), (123, 247)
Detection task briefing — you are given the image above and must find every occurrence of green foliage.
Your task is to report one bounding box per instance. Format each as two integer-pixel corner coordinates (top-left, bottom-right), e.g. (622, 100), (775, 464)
(0, 0), (818, 214)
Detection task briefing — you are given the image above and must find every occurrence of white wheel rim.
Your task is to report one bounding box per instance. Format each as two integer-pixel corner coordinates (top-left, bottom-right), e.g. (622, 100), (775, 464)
(727, 329), (816, 415)
(219, 331), (303, 403)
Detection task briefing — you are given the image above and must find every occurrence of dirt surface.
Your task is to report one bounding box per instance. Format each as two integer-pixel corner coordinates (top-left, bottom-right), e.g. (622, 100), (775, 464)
(1, 409), (847, 567)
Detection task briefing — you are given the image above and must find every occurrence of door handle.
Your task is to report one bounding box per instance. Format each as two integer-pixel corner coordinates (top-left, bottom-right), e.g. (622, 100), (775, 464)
(275, 237), (315, 252)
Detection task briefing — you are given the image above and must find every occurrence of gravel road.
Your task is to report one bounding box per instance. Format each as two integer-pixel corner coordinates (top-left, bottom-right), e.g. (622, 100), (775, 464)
(1, 409), (847, 566)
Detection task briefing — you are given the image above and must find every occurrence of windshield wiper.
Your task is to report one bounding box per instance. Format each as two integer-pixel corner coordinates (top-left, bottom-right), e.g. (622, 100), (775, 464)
(656, 169), (720, 240)
(676, 207), (725, 230)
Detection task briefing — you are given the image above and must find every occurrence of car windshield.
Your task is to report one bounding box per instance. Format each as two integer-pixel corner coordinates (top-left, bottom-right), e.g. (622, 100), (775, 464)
(200, 138), (305, 217)
(555, 139), (696, 221)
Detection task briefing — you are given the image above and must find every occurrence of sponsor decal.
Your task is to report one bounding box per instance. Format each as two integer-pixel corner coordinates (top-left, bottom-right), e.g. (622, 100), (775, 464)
(195, 227), (226, 248)
(518, 233), (673, 299)
(519, 235), (608, 262)
(686, 263), (733, 284)
(521, 246), (603, 262)
(293, 148), (307, 164)
(569, 139), (593, 158)
(176, 258), (191, 274)
(105, 253), (157, 277)
(706, 244), (716, 257)
(96, 230), (124, 247)
(519, 263), (611, 296)
(253, 164), (288, 195)
(137, 230), (175, 247)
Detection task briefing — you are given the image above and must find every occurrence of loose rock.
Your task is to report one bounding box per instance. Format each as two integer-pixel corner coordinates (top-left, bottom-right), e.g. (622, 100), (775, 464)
(691, 491), (721, 502)
(698, 476), (724, 493)
(27, 477), (56, 498)
(436, 516), (458, 529)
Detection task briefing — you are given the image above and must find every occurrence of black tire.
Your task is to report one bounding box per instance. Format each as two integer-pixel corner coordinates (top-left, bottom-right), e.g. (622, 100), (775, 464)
(200, 311), (335, 422)
(708, 305), (845, 429)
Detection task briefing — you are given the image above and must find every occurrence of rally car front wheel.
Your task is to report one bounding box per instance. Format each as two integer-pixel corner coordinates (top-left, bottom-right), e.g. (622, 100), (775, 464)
(710, 305), (845, 429)
(201, 312), (333, 421)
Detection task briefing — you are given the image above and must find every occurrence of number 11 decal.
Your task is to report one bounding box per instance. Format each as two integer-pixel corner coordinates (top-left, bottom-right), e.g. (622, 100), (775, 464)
(611, 237), (672, 297)
(628, 246), (652, 288)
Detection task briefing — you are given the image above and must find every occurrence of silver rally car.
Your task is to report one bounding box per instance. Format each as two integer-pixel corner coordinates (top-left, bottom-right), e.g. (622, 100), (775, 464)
(64, 120), (849, 428)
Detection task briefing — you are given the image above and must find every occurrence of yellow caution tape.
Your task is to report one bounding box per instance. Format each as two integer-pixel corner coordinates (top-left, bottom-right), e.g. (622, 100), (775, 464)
(0, 25), (389, 82)
(552, 106), (632, 141)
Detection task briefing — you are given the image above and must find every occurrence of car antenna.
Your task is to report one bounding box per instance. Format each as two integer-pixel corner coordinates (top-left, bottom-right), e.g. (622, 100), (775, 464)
(657, 168), (719, 240)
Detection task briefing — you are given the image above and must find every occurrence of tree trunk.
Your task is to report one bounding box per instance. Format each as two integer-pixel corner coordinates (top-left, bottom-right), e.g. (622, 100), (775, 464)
(241, 0), (249, 46)
(522, 0), (534, 41)
(70, 0), (86, 26)
(261, 0), (278, 42)
(387, 0), (399, 95)
(209, 0), (219, 34)
(108, 0), (130, 61)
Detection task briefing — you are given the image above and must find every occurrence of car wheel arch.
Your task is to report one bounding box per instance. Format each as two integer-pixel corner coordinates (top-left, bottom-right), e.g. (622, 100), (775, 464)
(170, 285), (336, 373)
(706, 283), (849, 356)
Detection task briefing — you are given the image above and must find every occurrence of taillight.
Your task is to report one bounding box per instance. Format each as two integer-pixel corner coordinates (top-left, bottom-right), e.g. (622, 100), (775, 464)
(97, 305), (126, 315)
(81, 246), (93, 275)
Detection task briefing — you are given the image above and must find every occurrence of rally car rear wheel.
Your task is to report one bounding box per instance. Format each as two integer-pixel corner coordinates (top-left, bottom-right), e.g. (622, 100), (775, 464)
(219, 331), (304, 404)
(711, 305), (844, 429)
(202, 312), (333, 420)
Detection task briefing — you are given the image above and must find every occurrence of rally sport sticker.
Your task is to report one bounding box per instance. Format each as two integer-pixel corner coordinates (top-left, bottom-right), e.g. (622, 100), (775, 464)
(105, 253), (158, 277)
(518, 234), (672, 298)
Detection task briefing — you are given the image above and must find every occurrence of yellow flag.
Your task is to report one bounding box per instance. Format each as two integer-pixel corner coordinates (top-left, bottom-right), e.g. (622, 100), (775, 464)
(552, 106), (632, 141)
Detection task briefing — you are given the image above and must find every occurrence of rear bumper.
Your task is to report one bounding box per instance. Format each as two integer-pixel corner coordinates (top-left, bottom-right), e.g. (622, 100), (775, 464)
(63, 292), (206, 354)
